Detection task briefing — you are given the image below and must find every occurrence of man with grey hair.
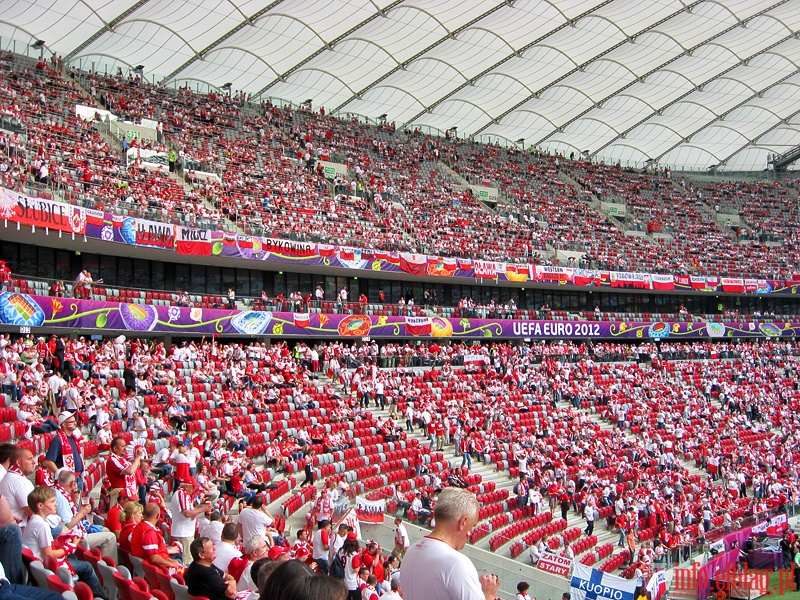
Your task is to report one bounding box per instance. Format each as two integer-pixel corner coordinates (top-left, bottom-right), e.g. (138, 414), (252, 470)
(400, 487), (500, 600)
(53, 469), (118, 560)
(235, 535), (268, 592)
(380, 579), (403, 600)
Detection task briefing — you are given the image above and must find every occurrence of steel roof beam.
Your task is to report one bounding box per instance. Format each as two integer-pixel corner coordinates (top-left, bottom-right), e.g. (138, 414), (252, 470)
(253, 0), (406, 100)
(161, 0), (290, 83)
(66, 0), (154, 62)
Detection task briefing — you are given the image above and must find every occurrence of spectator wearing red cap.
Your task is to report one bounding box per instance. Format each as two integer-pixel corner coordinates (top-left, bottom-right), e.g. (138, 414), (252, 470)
(268, 545), (290, 561)
(291, 529), (314, 565)
(171, 477), (212, 564)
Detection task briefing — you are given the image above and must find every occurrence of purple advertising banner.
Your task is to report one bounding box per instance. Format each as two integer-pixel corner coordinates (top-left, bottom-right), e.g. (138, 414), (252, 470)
(1, 187), (794, 296)
(2, 293), (799, 340)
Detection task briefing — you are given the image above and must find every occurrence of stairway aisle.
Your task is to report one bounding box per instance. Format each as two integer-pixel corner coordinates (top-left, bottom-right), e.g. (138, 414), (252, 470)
(266, 358), (741, 573)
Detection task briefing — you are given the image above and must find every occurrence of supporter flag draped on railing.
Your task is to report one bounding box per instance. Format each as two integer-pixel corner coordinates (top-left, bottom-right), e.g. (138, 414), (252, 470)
(399, 253), (427, 275)
(646, 570), (667, 600)
(570, 563), (637, 600)
(355, 497), (385, 523)
(405, 317), (432, 336)
(176, 227), (211, 256)
(334, 506), (362, 539)
(332, 497), (350, 521)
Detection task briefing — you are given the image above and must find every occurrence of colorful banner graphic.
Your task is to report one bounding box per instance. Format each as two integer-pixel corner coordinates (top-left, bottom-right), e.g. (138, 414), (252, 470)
(4, 187), (800, 296)
(2, 293), (800, 340)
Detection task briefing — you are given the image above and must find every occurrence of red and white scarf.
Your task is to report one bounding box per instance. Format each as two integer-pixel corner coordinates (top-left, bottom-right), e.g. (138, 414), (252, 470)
(35, 466), (54, 487)
(53, 481), (88, 533)
(109, 453), (138, 499)
(52, 531), (81, 574)
(58, 429), (77, 472)
(7, 463), (23, 476)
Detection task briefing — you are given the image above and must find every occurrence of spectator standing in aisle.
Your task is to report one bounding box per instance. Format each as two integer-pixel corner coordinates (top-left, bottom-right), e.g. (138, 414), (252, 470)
(584, 503), (596, 537)
(171, 478), (212, 564)
(392, 517), (409, 559)
(45, 412), (85, 490)
(312, 519), (332, 575)
(0, 262), (9, 293)
(315, 284), (325, 308)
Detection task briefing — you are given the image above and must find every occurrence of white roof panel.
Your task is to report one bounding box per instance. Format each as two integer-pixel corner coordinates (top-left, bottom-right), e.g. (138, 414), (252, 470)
(3, 0), (800, 171)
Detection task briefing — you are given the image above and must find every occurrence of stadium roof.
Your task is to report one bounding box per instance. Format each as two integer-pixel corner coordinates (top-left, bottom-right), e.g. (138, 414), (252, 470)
(3, 0), (800, 171)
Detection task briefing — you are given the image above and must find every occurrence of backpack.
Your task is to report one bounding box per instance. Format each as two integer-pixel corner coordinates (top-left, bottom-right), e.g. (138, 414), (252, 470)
(329, 552), (345, 579)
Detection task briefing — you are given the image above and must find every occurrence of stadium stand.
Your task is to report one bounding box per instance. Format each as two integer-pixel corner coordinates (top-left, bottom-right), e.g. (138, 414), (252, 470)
(1, 34), (800, 600)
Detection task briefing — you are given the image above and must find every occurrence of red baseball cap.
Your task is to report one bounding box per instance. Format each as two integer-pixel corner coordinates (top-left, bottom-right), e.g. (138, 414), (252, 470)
(268, 546), (289, 560)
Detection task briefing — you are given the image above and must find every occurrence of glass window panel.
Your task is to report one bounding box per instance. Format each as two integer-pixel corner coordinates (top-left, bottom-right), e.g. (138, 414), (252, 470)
(19, 245), (37, 278)
(55, 250), (72, 282)
(176, 264), (192, 294)
(35, 247), (54, 279)
(118, 258), (135, 289)
(151, 261), (165, 291)
(132, 261), (150, 290)
(99, 255), (117, 286)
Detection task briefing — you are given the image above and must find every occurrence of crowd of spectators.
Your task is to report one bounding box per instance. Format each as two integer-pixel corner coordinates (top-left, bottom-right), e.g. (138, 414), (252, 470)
(0, 333), (798, 596)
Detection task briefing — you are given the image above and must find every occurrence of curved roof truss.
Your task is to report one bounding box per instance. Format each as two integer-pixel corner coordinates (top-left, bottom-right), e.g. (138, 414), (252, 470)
(2, 0), (799, 171)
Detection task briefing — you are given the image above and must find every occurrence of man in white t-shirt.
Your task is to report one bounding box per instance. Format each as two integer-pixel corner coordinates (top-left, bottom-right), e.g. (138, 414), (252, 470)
(392, 517), (409, 558)
(329, 522), (350, 562)
(237, 495), (276, 547)
(400, 487), (500, 600)
(213, 522), (242, 572)
(170, 478), (212, 564)
(198, 510), (224, 544)
(0, 447), (35, 526)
